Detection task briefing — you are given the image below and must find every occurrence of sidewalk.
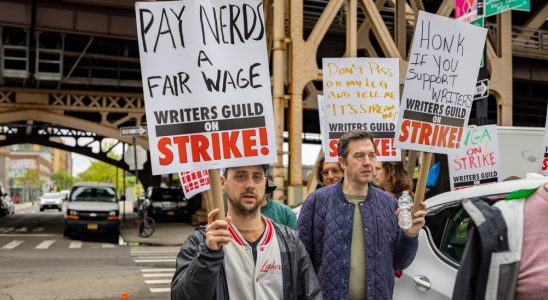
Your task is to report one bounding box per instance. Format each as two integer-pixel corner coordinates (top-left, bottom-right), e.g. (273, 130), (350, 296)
(119, 212), (198, 246)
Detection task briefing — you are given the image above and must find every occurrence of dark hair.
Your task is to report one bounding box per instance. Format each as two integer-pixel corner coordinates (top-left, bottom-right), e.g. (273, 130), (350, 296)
(381, 162), (413, 198)
(337, 130), (376, 161)
(314, 153), (326, 186)
(223, 164), (269, 177)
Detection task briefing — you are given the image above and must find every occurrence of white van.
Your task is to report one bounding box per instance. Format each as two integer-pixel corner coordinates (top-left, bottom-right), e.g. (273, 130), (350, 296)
(497, 126), (544, 179)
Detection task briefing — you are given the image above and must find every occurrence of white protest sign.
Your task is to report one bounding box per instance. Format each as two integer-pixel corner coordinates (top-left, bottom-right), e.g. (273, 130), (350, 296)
(135, 0), (276, 175)
(542, 106), (548, 175)
(317, 95), (330, 159)
(394, 11), (487, 154)
(448, 125), (501, 190)
(179, 170), (210, 199)
(322, 58), (400, 162)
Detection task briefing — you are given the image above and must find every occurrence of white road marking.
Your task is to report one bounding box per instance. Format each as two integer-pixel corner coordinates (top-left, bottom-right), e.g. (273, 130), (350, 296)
(1, 240), (24, 250)
(150, 288), (171, 293)
(133, 256), (175, 260)
(69, 241), (83, 249)
(31, 227), (45, 232)
(0, 227), (14, 233)
(145, 279), (171, 284)
(134, 259), (176, 263)
(102, 243), (116, 248)
(35, 240), (56, 249)
(142, 273), (173, 278)
(0, 234), (57, 237)
(15, 227), (28, 232)
(141, 268), (175, 273)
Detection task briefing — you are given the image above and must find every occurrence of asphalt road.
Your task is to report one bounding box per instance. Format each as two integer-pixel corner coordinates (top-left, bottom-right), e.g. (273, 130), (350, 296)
(0, 204), (174, 300)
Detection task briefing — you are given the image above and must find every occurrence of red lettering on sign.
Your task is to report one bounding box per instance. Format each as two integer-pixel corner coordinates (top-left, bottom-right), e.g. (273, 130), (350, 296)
(542, 157), (548, 171)
(329, 139), (338, 157)
(158, 137), (174, 165)
(398, 120), (462, 149)
(156, 128), (270, 165)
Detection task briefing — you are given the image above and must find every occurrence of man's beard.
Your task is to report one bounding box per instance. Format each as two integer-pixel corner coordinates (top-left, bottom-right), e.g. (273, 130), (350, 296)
(228, 194), (261, 217)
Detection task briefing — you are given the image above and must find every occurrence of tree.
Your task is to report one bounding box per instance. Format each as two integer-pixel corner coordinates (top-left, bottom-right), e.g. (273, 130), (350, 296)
(51, 171), (75, 191)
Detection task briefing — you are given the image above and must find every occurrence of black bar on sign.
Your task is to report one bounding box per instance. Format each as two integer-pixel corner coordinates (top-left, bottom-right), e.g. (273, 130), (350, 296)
(403, 110), (465, 127)
(454, 177), (498, 188)
(155, 116), (266, 137)
(328, 132), (395, 139)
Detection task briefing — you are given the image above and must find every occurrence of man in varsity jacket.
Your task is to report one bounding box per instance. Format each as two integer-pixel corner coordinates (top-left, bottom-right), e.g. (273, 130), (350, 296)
(171, 164), (322, 300)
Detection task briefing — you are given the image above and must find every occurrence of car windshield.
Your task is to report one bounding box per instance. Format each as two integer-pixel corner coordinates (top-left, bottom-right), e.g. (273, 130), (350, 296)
(42, 193), (61, 199)
(150, 188), (184, 202)
(70, 187), (116, 203)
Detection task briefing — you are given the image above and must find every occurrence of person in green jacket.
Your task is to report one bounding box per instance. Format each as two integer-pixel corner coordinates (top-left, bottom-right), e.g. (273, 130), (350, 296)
(260, 178), (297, 228)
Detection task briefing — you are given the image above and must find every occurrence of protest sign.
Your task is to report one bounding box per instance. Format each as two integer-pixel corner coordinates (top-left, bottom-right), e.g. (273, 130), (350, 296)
(135, 0), (276, 175)
(322, 57), (400, 162)
(448, 125), (501, 190)
(542, 107), (548, 175)
(394, 11), (487, 155)
(179, 170), (210, 199)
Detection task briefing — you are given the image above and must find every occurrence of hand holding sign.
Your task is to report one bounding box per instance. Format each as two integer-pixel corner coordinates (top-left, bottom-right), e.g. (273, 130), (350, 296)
(205, 208), (232, 251)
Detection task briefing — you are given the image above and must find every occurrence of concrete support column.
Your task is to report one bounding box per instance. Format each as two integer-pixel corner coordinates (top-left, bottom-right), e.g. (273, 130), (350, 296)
(488, 11), (513, 126)
(271, 0), (287, 202)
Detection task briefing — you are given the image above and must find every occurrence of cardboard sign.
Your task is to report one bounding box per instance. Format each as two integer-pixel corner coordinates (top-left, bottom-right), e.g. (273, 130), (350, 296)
(394, 11), (487, 154)
(322, 58), (400, 162)
(542, 107), (548, 175)
(179, 170), (210, 198)
(448, 125), (501, 190)
(135, 0), (276, 175)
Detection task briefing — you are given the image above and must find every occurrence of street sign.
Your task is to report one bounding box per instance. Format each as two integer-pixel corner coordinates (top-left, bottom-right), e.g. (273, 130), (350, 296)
(120, 126), (147, 137)
(124, 145), (147, 170)
(485, 0), (529, 17)
(474, 79), (489, 100)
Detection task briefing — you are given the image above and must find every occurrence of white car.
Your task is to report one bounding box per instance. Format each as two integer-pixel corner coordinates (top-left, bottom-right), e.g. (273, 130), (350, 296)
(393, 175), (548, 299)
(39, 192), (64, 212)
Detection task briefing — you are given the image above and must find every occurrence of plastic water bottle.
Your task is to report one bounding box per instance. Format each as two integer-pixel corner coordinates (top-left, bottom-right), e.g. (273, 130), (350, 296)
(398, 191), (413, 230)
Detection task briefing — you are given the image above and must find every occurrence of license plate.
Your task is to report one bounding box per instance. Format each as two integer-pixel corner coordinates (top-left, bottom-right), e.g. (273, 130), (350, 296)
(167, 211), (175, 216)
(87, 224), (98, 230)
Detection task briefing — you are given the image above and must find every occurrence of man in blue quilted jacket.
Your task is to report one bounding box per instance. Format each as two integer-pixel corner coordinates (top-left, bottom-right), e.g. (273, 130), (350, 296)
(297, 130), (426, 300)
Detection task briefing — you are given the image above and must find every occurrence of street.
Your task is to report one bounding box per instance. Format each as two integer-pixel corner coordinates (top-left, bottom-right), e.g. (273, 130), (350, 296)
(0, 203), (186, 300)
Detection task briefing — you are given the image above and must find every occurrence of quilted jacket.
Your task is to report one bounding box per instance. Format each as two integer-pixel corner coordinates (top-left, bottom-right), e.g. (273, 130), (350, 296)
(297, 180), (418, 300)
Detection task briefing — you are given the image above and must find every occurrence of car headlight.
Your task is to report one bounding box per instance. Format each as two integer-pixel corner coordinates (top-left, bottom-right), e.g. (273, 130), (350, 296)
(108, 211), (118, 216)
(151, 202), (161, 207)
(69, 210), (78, 215)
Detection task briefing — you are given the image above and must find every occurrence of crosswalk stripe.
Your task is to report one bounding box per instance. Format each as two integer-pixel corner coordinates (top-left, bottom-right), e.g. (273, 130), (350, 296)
(150, 288), (171, 293)
(135, 259), (176, 263)
(131, 250), (180, 254)
(141, 268), (175, 273)
(133, 256), (175, 259)
(0, 227), (14, 233)
(142, 273), (173, 278)
(102, 243), (116, 248)
(31, 227), (45, 232)
(145, 279), (171, 284)
(1, 240), (24, 250)
(69, 241), (82, 249)
(0, 234), (57, 237)
(35, 240), (56, 249)
(15, 227), (28, 232)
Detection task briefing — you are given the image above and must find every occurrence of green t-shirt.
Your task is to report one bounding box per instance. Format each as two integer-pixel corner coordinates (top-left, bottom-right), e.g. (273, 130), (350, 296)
(260, 199), (297, 229)
(345, 193), (367, 300)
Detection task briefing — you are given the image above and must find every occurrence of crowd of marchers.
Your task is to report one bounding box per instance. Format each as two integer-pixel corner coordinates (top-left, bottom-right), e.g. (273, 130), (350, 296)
(169, 129), (548, 300)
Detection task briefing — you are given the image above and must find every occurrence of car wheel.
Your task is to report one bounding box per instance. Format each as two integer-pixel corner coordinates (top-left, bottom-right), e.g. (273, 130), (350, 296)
(63, 227), (72, 238)
(40, 207), (44, 212)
